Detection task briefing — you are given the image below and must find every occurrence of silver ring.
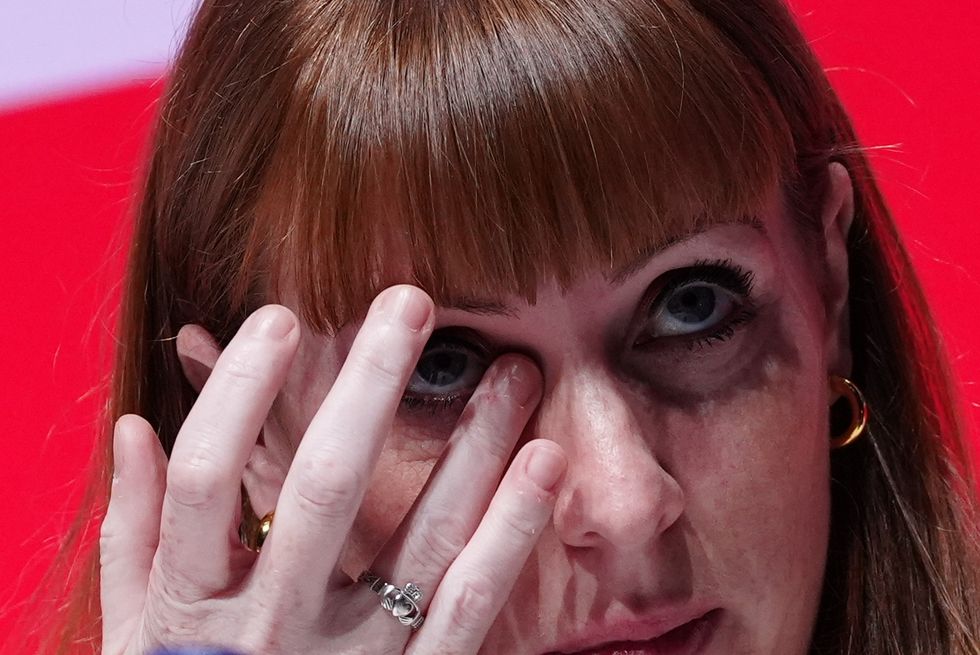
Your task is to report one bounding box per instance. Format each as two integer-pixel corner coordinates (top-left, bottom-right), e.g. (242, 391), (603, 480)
(359, 570), (426, 629)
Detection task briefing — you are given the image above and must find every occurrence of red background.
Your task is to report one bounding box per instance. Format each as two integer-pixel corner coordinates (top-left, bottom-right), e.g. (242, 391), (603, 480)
(2, 0), (978, 644)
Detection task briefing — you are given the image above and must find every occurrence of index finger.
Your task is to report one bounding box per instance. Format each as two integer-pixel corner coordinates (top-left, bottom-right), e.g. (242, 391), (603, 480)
(158, 305), (299, 592)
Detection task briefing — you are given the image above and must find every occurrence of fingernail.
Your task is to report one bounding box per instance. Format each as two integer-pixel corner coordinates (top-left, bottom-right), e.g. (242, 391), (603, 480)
(252, 306), (295, 339)
(498, 361), (540, 407)
(379, 286), (431, 331)
(525, 445), (566, 492)
(111, 416), (127, 483)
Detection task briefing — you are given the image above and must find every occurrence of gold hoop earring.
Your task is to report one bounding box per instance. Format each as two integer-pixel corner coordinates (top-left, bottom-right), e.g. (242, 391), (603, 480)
(238, 489), (274, 552)
(239, 509), (274, 552)
(828, 375), (868, 449)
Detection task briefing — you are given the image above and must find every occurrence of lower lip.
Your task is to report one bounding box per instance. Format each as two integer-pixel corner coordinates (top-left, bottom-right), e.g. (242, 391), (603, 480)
(562, 608), (721, 655)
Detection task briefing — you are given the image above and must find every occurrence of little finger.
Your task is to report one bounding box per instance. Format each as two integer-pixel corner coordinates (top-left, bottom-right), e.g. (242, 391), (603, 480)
(100, 415), (168, 654)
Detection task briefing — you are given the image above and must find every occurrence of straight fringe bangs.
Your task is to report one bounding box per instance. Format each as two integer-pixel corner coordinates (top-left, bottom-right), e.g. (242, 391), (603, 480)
(246, 0), (796, 333)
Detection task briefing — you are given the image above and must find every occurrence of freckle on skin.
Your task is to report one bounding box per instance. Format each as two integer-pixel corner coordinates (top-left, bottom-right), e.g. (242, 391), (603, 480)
(763, 356), (780, 380)
(696, 399), (716, 418)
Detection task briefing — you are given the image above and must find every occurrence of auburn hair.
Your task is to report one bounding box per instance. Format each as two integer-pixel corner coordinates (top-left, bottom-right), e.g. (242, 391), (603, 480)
(22, 1), (980, 653)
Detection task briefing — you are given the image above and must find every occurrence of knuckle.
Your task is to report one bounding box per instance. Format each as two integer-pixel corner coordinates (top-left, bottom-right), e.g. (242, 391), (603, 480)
(98, 510), (144, 558)
(444, 568), (499, 633)
(98, 522), (123, 568)
(147, 564), (209, 607)
(165, 451), (231, 510)
(355, 352), (404, 392)
(498, 501), (547, 541)
(218, 346), (267, 388)
(99, 501), (122, 544)
(408, 510), (471, 570)
(470, 418), (516, 463)
(462, 389), (523, 462)
(291, 454), (364, 521)
(351, 325), (412, 390)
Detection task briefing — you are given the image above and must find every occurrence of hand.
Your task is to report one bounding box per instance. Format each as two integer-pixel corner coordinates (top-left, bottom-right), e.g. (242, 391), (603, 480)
(99, 285), (566, 655)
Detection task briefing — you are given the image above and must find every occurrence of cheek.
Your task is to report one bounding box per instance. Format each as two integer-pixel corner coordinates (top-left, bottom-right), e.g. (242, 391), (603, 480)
(662, 304), (830, 647)
(338, 423), (445, 577)
(683, 365), (829, 565)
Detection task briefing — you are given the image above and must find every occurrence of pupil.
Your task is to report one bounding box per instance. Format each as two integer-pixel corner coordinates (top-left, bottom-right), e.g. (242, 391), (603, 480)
(667, 287), (715, 323)
(417, 350), (467, 386)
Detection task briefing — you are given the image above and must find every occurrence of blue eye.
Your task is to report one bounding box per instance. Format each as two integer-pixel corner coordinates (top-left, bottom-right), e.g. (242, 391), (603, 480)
(655, 283), (736, 335)
(635, 259), (758, 351)
(401, 334), (489, 413)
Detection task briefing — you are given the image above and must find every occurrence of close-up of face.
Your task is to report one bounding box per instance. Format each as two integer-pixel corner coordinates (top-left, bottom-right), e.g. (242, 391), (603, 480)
(243, 170), (853, 654)
(11, 1), (980, 654)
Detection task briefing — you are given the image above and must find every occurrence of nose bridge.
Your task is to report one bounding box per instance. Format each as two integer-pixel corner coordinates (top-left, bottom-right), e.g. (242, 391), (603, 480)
(536, 364), (685, 549)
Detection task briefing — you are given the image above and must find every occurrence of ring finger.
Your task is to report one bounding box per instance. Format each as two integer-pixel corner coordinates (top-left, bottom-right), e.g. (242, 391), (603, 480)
(356, 353), (545, 632)
(407, 439), (565, 654)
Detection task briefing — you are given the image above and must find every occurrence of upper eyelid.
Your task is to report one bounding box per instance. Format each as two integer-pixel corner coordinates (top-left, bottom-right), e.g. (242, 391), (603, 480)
(423, 328), (494, 359)
(645, 261), (756, 307)
(428, 262), (759, 346)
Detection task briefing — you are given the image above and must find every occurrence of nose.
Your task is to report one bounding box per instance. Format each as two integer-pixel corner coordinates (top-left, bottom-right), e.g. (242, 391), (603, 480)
(537, 370), (685, 550)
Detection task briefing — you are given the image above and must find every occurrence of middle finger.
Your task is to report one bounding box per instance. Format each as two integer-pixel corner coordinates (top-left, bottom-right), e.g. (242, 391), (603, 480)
(257, 285), (434, 603)
(369, 353), (542, 608)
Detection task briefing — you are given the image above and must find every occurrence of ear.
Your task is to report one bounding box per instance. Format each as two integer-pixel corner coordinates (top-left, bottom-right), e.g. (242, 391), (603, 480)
(176, 324), (288, 517)
(820, 162), (856, 385)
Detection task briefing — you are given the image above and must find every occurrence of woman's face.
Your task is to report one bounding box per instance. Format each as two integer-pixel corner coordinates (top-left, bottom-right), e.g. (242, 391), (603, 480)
(259, 174), (852, 654)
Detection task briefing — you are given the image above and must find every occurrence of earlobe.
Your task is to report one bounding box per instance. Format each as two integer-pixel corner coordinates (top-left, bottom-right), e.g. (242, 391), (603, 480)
(821, 161), (856, 381)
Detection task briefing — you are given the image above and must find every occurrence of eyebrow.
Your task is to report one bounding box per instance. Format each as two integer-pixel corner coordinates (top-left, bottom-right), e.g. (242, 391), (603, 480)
(439, 215), (767, 316)
(606, 214), (766, 285)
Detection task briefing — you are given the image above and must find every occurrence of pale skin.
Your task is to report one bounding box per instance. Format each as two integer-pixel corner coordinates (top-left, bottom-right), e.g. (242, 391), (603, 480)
(100, 163), (855, 654)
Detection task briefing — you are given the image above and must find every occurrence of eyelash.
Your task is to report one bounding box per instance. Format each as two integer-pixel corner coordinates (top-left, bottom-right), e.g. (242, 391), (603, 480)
(400, 258), (759, 414)
(399, 394), (467, 414)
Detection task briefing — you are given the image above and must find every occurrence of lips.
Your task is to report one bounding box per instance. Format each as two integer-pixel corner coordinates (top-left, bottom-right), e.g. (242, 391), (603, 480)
(543, 608), (721, 655)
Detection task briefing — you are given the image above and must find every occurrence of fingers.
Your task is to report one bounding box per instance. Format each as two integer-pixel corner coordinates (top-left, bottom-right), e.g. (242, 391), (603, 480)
(260, 286), (434, 604)
(407, 440), (566, 655)
(100, 414), (168, 654)
(158, 305), (299, 593)
(369, 354), (542, 613)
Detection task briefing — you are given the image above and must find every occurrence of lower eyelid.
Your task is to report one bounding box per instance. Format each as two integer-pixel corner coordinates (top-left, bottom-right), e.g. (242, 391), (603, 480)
(400, 390), (471, 415)
(685, 305), (758, 346)
(636, 300), (757, 352)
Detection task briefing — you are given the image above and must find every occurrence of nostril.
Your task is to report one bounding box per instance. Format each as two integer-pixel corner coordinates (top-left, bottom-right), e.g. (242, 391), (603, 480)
(553, 462), (686, 549)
